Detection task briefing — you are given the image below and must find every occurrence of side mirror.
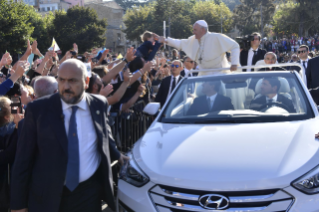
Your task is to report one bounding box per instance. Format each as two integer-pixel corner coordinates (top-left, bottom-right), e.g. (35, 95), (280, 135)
(143, 102), (160, 115)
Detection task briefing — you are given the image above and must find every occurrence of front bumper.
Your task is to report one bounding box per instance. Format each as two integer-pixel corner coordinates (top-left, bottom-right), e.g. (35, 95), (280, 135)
(117, 180), (319, 212)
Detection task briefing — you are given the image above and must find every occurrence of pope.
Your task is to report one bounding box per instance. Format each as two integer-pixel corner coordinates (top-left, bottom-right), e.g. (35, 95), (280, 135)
(158, 20), (240, 75)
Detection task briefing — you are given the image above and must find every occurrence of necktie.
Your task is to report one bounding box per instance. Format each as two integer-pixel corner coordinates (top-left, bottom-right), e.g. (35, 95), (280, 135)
(207, 97), (211, 110)
(65, 106), (80, 192)
(171, 77), (176, 91)
(252, 50), (257, 64)
(303, 61), (306, 71)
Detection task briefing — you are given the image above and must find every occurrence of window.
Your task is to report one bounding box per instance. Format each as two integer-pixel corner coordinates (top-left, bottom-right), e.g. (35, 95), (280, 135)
(52, 6), (55, 10)
(160, 72), (314, 124)
(47, 7), (50, 11)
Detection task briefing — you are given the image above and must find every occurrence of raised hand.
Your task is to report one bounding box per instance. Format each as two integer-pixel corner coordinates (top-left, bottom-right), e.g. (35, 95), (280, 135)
(31, 40), (38, 54)
(0, 52), (10, 67)
(158, 36), (166, 43)
(15, 61), (30, 77)
(140, 62), (152, 74)
(123, 70), (132, 83)
(125, 47), (136, 62)
(99, 84), (113, 97)
(137, 84), (146, 94)
(73, 43), (78, 53)
(25, 40), (32, 56)
(102, 49), (109, 59)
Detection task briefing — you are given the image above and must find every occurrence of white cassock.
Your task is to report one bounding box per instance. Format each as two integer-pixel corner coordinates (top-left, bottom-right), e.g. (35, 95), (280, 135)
(166, 32), (240, 76)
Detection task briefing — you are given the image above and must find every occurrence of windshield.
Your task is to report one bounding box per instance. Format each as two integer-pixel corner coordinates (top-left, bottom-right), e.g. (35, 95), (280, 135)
(160, 72), (314, 124)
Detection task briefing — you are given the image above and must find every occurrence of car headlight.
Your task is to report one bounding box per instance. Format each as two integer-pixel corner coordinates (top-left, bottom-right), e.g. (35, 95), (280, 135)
(292, 165), (319, 194)
(120, 152), (149, 187)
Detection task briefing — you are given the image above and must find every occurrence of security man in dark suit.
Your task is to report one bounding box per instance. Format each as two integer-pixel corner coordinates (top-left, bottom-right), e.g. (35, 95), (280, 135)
(240, 32), (266, 72)
(180, 56), (198, 77)
(155, 60), (183, 107)
(187, 80), (234, 115)
(250, 77), (295, 113)
(10, 58), (129, 212)
(306, 56), (319, 104)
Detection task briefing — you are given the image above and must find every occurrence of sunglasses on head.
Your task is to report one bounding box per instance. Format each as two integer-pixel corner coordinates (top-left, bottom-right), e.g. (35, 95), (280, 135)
(186, 60), (194, 63)
(298, 50), (307, 54)
(171, 64), (180, 68)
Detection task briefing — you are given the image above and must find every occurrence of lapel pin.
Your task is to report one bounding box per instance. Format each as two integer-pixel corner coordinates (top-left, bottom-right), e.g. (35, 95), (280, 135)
(96, 110), (100, 115)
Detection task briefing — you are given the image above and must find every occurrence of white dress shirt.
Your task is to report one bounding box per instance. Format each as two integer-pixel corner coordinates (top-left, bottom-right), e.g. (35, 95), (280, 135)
(184, 68), (193, 77)
(168, 75), (181, 97)
(61, 93), (101, 183)
(247, 48), (257, 72)
(266, 94), (278, 103)
(207, 93), (218, 109)
(300, 58), (308, 84)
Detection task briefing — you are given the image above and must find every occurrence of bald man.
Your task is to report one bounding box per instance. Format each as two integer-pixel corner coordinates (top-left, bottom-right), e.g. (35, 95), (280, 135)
(11, 59), (126, 212)
(158, 20), (240, 74)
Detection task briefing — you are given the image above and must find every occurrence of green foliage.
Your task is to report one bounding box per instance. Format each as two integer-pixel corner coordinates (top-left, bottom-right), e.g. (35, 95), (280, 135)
(0, 0), (34, 54)
(124, 0), (234, 41)
(48, 6), (107, 53)
(233, 0), (276, 35)
(272, 0), (319, 36)
(221, 0), (241, 11)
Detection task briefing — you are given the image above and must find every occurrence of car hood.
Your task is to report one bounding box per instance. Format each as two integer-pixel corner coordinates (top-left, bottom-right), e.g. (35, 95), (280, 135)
(133, 118), (319, 191)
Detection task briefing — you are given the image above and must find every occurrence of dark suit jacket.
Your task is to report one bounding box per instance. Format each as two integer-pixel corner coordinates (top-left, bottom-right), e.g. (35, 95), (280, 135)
(240, 48), (266, 72)
(155, 75), (183, 107)
(259, 67), (285, 71)
(187, 94), (234, 115)
(180, 70), (198, 77)
(306, 57), (319, 104)
(249, 94), (296, 113)
(10, 93), (120, 212)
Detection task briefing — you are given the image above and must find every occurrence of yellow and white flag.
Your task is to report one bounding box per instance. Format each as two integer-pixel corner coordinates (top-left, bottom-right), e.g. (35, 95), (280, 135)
(117, 53), (123, 59)
(48, 38), (61, 51)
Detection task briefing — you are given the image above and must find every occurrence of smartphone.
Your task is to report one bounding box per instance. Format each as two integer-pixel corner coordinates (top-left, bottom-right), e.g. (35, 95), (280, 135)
(10, 96), (21, 114)
(70, 51), (77, 56)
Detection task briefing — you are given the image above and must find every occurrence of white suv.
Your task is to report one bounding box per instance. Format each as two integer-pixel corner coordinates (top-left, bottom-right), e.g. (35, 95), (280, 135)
(117, 69), (319, 212)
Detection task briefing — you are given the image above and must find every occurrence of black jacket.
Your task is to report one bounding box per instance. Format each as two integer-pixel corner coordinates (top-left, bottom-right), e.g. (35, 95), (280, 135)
(155, 75), (183, 107)
(10, 93), (120, 212)
(249, 94), (296, 113)
(240, 48), (266, 72)
(187, 94), (234, 115)
(259, 67), (285, 71)
(306, 57), (319, 104)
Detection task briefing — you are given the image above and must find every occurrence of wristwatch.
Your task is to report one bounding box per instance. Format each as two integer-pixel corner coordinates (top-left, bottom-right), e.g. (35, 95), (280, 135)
(123, 58), (129, 64)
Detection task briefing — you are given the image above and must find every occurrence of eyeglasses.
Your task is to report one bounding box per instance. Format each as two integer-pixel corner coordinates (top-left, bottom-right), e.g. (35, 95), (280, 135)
(186, 61), (194, 63)
(298, 50), (307, 54)
(171, 64), (180, 68)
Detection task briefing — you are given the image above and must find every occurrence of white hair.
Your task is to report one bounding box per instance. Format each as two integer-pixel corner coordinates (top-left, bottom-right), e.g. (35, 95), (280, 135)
(264, 52), (277, 60)
(59, 58), (87, 78)
(34, 76), (58, 98)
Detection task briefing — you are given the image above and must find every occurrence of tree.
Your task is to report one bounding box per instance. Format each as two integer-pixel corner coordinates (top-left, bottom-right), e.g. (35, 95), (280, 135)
(0, 0), (35, 54)
(221, 0), (241, 11)
(48, 6), (107, 53)
(28, 10), (53, 54)
(272, 0), (319, 37)
(192, 1), (234, 33)
(233, 0), (276, 35)
(123, 3), (155, 41)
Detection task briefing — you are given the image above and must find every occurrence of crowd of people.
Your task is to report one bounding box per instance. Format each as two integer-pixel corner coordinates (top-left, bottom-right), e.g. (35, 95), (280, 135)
(1, 22), (319, 212)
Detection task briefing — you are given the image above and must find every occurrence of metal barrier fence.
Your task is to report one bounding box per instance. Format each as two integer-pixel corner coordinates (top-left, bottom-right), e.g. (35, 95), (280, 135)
(109, 101), (153, 153)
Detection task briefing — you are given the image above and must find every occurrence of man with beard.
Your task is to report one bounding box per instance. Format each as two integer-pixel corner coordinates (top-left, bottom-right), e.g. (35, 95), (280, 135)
(10, 59), (128, 212)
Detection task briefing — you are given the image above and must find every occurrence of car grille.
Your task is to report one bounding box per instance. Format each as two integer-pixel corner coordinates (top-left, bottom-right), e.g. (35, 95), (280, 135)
(149, 185), (294, 212)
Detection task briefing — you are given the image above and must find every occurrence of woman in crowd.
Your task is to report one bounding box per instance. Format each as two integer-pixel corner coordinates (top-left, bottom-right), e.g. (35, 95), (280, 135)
(0, 96), (23, 212)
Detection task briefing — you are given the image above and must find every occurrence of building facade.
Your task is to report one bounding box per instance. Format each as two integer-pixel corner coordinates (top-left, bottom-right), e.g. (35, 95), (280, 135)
(85, 1), (128, 55)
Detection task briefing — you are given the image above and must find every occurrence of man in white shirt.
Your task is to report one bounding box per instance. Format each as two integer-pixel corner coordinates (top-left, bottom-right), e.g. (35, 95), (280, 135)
(296, 45), (309, 84)
(240, 32), (267, 72)
(11, 59), (128, 212)
(155, 60), (183, 107)
(181, 56), (198, 77)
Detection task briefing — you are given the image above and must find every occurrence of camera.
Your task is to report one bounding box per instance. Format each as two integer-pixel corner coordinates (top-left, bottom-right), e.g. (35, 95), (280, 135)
(236, 35), (255, 51)
(10, 96), (22, 114)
